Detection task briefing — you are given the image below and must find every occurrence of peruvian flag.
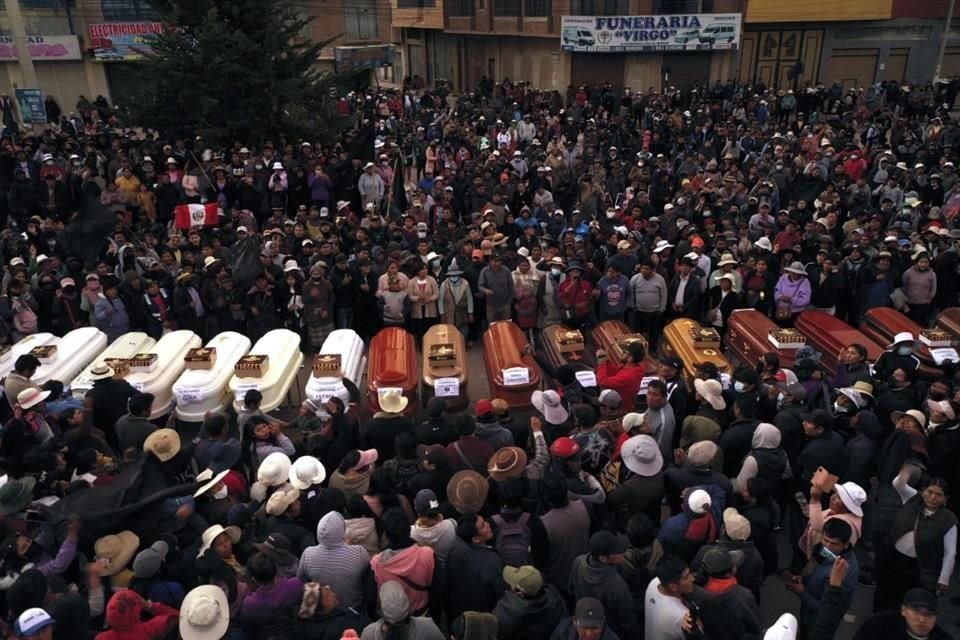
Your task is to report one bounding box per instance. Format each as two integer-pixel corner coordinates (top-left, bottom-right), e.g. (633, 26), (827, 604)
(175, 203), (221, 230)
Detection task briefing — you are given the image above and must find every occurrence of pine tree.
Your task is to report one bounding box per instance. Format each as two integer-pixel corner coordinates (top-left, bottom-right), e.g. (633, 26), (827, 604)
(133, 0), (364, 145)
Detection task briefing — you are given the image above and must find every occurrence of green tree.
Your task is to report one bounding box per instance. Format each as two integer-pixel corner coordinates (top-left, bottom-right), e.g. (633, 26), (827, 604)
(133, 0), (363, 145)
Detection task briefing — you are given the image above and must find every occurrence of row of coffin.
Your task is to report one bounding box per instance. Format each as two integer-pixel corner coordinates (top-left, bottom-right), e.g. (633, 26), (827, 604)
(4, 306), (957, 421)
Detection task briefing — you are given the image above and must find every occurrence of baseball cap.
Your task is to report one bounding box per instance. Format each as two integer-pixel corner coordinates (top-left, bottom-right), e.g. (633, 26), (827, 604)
(503, 565), (543, 595)
(903, 587), (938, 613)
(801, 410), (832, 430)
(574, 597), (605, 627)
(589, 530), (627, 557)
(701, 547), (745, 575)
(474, 399), (494, 417)
(420, 444), (448, 467)
(15, 608), (54, 636)
(598, 389), (622, 409)
(661, 356), (683, 371)
(414, 489), (441, 518)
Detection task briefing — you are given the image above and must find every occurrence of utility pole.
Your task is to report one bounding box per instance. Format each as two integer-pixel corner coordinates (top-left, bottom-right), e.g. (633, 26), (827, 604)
(4, 0), (38, 88)
(935, 0), (957, 83)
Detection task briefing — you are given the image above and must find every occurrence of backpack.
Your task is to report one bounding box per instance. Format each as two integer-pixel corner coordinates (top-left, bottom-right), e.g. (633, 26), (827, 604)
(492, 512), (532, 567)
(13, 304), (37, 334)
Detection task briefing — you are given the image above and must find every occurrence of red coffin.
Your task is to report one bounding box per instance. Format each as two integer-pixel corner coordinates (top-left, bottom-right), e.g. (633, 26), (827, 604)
(366, 327), (418, 414)
(795, 310), (884, 375)
(592, 320), (661, 372)
(482, 321), (542, 408)
(936, 308), (960, 341)
(860, 308), (940, 381)
(725, 310), (802, 370)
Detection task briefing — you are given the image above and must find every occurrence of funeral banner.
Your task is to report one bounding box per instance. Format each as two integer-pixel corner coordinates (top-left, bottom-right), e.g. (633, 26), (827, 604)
(560, 13), (741, 53)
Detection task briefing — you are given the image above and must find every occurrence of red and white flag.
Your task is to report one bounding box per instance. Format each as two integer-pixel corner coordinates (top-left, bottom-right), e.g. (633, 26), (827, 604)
(174, 203), (221, 230)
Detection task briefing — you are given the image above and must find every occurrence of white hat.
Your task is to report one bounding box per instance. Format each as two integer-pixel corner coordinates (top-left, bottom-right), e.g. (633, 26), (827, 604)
(927, 398), (957, 422)
(289, 455), (326, 490)
(9, 257), (24, 267)
(379, 389), (409, 413)
(197, 524), (241, 558)
(236, 225), (249, 234)
(180, 585), (230, 640)
(891, 409), (927, 430)
(834, 481), (866, 517)
(194, 469), (230, 498)
(271, 161), (284, 170)
(764, 613), (798, 640)
(88, 363), (114, 381)
(887, 331), (914, 348)
(693, 378), (726, 411)
(687, 489), (712, 515)
(621, 411), (646, 433)
(620, 435), (663, 476)
(257, 452), (292, 486)
(202, 256), (219, 269)
(36, 254), (50, 264)
(717, 253), (738, 267)
(653, 240), (674, 254)
(784, 261), (807, 276)
(531, 390), (569, 425)
(754, 237), (773, 251)
(283, 259), (301, 273)
(266, 485), (301, 516)
(16, 388), (50, 410)
(15, 608), (54, 637)
(166, 157), (177, 164)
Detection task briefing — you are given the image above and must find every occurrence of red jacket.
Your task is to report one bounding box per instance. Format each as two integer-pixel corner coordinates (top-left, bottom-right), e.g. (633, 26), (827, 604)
(557, 278), (594, 319)
(596, 361), (646, 408)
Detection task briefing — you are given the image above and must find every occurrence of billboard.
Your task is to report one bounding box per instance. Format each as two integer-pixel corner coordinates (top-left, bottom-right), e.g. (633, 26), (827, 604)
(560, 13), (742, 53)
(87, 22), (163, 61)
(15, 89), (46, 124)
(0, 35), (81, 61)
(334, 45), (396, 73)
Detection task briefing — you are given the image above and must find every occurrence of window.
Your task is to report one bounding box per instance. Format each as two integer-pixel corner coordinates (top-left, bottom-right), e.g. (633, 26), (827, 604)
(447, 0), (475, 15)
(100, 0), (158, 21)
(570, 0), (627, 15)
(525, 0), (550, 17)
(344, 0), (378, 41)
(652, 0), (706, 13)
(494, 0), (521, 17)
(398, 0), (436, 7)
(21, 0), (75, 8)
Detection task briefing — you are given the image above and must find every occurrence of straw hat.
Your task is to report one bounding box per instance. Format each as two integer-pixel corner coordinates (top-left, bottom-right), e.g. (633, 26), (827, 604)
(143, 428), (180, 462)
(16, 388), (50, 410)
(257, 452), (292, 487)
(784, 261), (807, 276)
(717, 253), (738, 267)
(379, 389), (409, 414)
(94, 530), (140, 577)
(179, 585), (230, 640)
(487, 447), (528, 482)
(266, 485), (301, 516)
(289, 455), (326, 490)
(194, 469), (230, 498)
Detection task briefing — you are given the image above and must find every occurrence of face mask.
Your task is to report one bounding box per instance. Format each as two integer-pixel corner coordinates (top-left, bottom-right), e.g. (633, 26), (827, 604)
(212, 485), (229, 500)
(418, 232), (427, 239)
(897, 346), (912, 356)
(833, 401), (847, 414)
(776, 393), (785, 409)
(606, 211), (616, 219)
(734, 381), (746, 393)
(449, 276), (460, 283)
(551, 268), (562, 277)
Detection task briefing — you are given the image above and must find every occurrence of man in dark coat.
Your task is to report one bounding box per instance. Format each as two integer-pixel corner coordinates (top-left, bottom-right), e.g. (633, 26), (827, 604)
(568, 531), (641, 640)
(718, 397), (761, 478)
(665, 441), (735, 516)
(445, 513), (507, 623)
(88, 363), (137, 451)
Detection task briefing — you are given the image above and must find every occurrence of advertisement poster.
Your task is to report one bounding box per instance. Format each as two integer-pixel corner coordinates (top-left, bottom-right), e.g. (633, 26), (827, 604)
(560, 13), (741, 53)
(0, 35), (81, 61)
(15, 89), (46, 124)
(87, 22), (163, 61)
(335, 45), (396, 73)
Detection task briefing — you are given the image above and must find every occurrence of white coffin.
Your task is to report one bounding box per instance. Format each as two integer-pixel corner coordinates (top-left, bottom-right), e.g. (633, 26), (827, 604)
(228, 329), (304, 413)
(34, 327), (108, 387)
(126, 330), (202, 419)
(0, 333), (58, 381)
(70, 332), (157, 399)
(305, 329), (366, 413)
(174, 331), (252, 422)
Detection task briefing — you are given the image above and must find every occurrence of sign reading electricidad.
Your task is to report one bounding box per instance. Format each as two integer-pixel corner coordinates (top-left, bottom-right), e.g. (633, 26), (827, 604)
(560, 13), (741, 53)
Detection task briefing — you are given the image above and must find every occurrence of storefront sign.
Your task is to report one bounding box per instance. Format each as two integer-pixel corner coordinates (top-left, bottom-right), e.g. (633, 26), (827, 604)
(561, 13), (742, 53)
(0, 35), (81, 61)
(87, 22), (163, 61)
(15, 89), (46, 124)
(334, 45), (395, 73)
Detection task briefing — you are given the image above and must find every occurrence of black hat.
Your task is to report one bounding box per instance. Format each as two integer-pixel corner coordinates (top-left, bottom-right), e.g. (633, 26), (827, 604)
(574, 597), (605, 627)
(702, 547), (745, 576)
(661, 356), (683, 371)
(903, 588), (938, 613)
(589, 530), (627, 557)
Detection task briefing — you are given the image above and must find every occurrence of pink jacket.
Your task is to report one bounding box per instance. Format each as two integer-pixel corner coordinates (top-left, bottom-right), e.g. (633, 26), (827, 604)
(371, 544), (436, 613)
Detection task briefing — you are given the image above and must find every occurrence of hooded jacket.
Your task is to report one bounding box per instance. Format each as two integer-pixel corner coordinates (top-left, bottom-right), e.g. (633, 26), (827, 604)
(568, 555), (640, 639)
(297, 512), (370, 609)
(493, 583), (567, 640)
(733, 422), (788, 493)
(95, 588), (179, 640)
(371, 543), (436, 614)
(361, 581), (445, 640)
(410, 518), (457, 564)
(843, 410), (883, 487)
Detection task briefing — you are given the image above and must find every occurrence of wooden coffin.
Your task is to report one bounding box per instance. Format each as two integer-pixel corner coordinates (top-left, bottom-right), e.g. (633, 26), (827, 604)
(860, 308), (942, 381)
(541, 325), (596, 376)
(482, 321), (542, 409)
(935, 308), (960, 341)
(725, 310), (804, 371)
(795, 310), (884, 375)
(592, 320), (661, 372)
(422, 324), (469, 410)
(367, 327), (418, 415)
(662, 318), (730, 388)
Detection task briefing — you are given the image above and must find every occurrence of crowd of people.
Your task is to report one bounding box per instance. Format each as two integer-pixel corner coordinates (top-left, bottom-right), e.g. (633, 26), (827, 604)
(0, 74), (956, 640)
